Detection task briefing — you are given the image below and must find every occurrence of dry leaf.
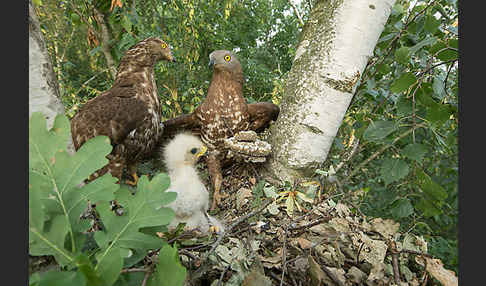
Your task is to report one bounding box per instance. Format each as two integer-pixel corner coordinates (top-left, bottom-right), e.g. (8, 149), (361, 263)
(297, 237), (313, 249)
(110, 0), (123, 11)
(370, 218), (400, 239)
(236, 187), (253, 210)
(416, 256), (458, 286)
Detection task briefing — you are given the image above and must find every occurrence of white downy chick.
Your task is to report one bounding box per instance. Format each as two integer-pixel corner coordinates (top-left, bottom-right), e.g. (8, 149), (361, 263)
(163, 133), (224, 234)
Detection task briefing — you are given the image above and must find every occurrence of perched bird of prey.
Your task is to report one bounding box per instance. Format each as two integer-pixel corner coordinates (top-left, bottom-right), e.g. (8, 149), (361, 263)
(162, 50), (279, 210)
(70, 37), (175, 185)
(164, 133), (224, 234)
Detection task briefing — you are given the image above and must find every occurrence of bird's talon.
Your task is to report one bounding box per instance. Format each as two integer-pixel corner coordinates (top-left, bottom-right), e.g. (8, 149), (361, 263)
(125, 173), (139, 186)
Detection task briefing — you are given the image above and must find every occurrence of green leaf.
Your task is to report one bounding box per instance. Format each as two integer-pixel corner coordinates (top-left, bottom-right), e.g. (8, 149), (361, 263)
(410, 36), (437, 54)
(95, 248), (123, 286)
(363, 121), (398, 142)
(437, 49), (458, 62)
(426, 103), (450, 126)
(390, 198), (414, 218)
(416, 169), (448, 202)
(29, 215), (73, 266)
(380, 158), (410, 186)
(29, 113), (119, 266)
(148, 244), (187, 286)
(395, 46), (410, 65)
(402, 143), (428, 163)
(114, 272), (145, 286)
(74, 254), (104, 286)
(416, 197), (442, 217)
(424, 15), (441, 34)
(121, 14), (133, 33)
(376, 63), (392, 75)
(396, 95), (412, 116)
(37, 270), (86, 286)
(390, 72), (417, 94)
(93, 174), (175, 270)
(416, 84), (437, 108)
(392, 3), (404, 15)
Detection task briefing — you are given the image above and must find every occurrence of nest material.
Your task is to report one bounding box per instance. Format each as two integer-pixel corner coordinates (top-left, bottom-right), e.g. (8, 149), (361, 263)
(224, 131), (272, 163)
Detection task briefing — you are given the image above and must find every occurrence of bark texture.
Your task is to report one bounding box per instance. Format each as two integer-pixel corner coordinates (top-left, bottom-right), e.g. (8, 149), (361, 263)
(29, 0), (74, 153)
(267, 0), (396, 181)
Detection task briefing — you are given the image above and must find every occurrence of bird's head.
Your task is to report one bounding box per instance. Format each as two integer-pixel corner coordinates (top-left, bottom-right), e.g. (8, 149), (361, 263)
(208, 50), (241, 73)
(163, 133), (207, 171)
(136, 37), (176, 63)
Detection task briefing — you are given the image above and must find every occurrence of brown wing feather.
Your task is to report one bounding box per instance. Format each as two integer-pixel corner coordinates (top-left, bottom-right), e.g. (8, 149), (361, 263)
(71, 87), (149, 149)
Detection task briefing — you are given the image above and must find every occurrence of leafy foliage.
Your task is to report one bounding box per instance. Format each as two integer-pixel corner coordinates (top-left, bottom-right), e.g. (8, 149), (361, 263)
(324, 0), (458, 273)
(29, 112), (184, 286)
(33, 0), (458, 277)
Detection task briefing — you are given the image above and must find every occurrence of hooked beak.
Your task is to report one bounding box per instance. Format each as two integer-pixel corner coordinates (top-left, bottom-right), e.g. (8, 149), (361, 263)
(208, 58), (214, 69)
(196, 145), (207, 158)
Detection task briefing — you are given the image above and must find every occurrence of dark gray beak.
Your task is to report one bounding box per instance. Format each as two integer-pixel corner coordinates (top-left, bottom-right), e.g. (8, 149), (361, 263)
(208, 58), (214, 68)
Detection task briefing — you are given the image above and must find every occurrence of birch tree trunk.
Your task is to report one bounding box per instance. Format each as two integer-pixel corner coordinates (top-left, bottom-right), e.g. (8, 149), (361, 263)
(29, 0), (74, 153)
(267, 0), (396, 182)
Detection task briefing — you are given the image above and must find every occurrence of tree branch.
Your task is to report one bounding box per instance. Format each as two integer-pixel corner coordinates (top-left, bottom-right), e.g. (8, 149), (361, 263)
(288, 0), (305, 27)
(93, 8), (117, 79)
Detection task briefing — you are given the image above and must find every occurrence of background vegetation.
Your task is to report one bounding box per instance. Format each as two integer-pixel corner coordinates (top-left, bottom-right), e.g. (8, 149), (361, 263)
(33, 0), (458, 276)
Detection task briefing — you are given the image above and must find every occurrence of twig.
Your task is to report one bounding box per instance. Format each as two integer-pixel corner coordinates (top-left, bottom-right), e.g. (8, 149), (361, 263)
(400, 249), (435, 259)
(389, 241), (401, 284)
(280, 224), (289, 286)
(443, 59), (457, 99)
(334, 138), (360, 173)
(121, 267), (148, 273)
(288, 270), (299, 286)
(74, 68), (111, 96)
(288, 216), (331, 231)
(179, 249), (198, 261)
(270, 271), (291, 286)
(346, 123), (427, 181)
(288, 0), (305, 26)
(217, 257), (234, 286)
(356, 243), (364, 264)
(141, 270), (150, 286)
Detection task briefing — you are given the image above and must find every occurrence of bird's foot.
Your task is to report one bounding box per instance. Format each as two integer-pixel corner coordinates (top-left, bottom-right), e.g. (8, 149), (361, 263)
(125, 173), (139, 186)
(209, 225), (221, 234)
(210, 189), (229, 211)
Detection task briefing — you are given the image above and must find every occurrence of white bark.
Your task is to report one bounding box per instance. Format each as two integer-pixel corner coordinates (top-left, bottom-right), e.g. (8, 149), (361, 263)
(29, 0), (75, 153)
(267, 0), (396, 181)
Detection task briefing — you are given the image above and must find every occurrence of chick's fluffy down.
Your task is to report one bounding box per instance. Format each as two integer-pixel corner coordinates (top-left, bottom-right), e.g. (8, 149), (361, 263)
(163, 133), (224, 234)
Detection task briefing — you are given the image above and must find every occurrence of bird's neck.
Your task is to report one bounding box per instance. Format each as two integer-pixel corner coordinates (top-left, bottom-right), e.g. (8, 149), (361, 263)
(206, 70), (243, 100)
(169, 164), (200, 179)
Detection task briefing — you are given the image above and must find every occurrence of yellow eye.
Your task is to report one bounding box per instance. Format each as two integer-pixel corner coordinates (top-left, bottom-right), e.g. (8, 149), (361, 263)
(224, 55), (231, 62)
(161, 43), (167, 49)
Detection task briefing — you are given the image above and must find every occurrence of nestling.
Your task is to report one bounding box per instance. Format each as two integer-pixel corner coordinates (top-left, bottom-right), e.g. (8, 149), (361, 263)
(163, 133), (224, 234)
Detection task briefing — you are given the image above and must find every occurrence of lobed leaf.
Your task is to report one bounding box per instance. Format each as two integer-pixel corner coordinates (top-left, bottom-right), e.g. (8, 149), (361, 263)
(94, 173), (175, 275)
(148, 244), (187, 286)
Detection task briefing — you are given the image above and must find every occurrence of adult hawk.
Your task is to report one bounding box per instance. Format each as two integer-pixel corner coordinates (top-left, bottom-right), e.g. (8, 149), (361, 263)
(162, 50), (279, 210)
(71, 37), (175, 185)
